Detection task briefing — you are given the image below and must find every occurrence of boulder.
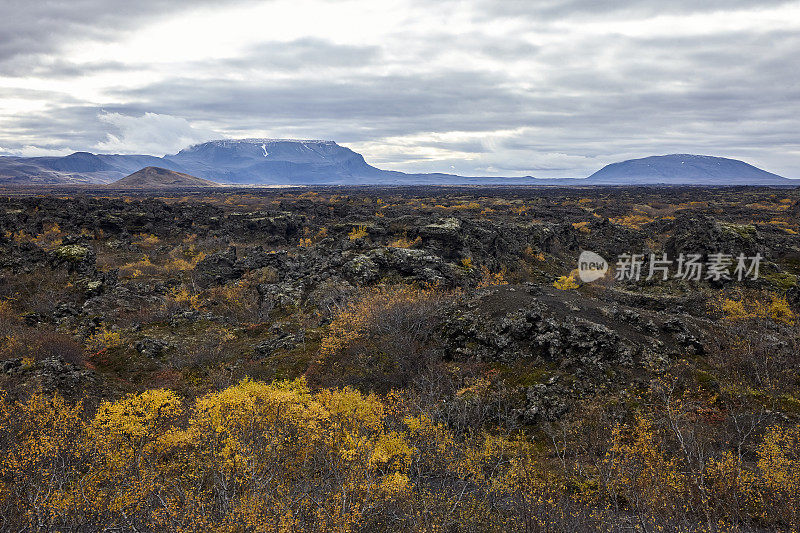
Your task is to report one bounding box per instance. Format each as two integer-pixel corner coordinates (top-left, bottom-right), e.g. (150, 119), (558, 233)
(786, 285), (800, 313)
(665, 213), (762, 258)
(135, 337), (172, 359)
(194, 247), (241, 288)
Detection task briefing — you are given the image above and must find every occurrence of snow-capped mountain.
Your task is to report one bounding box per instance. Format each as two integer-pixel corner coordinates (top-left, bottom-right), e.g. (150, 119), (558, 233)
(163, 139), (387, 184)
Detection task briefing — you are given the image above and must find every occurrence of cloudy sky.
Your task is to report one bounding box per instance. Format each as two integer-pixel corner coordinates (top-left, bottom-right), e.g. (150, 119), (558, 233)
(1, 0), (799, 177)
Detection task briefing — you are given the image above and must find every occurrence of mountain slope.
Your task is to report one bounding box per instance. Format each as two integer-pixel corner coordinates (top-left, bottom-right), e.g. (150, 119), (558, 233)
(0, 157), (95, 185)
(110, 167), (220, 188)
(585, 154), (790, 185)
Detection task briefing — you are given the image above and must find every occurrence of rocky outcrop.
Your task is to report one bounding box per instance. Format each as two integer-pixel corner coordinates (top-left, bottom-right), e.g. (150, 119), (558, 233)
(0, 241), (48, 273)
(135, 337), (173, 359)
(194, 247), (241, 288)
(442, 284), (708, 424)
(225, 213), (304, 244)
(787, 285), (800, 313)
(253, 324), (305, 359)
(444, 300), (634, 371)
(234, 247), (291, 272)
(665, 213), (763, 258)
(1, 357), (97, 399)
(50, 242), (97, 276)
(520, 381), (570, 424)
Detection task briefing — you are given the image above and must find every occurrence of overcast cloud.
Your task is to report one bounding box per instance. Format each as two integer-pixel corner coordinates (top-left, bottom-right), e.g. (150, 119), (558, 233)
(1, 0), (798, 177)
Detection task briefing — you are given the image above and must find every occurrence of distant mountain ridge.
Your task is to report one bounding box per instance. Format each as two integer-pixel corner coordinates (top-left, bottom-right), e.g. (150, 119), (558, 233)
(0, 151), (181, 185)
(0, 140), (793, 186)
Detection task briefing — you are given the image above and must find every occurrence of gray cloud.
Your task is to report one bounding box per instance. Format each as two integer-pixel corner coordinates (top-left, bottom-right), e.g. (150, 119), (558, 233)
(234, 39), (381, 70)
(472, 0), (798, 20)
(0, 0), (255, 74)
(110, 71), (526, 124)
(1, 0), (798, 177)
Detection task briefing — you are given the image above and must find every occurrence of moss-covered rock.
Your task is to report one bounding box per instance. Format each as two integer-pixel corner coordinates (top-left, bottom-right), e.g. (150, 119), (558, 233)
(54, 244), (89, 262)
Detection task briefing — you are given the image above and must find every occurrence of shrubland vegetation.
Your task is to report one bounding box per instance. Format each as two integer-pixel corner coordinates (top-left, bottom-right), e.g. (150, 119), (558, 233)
(0, 187), (799, 531)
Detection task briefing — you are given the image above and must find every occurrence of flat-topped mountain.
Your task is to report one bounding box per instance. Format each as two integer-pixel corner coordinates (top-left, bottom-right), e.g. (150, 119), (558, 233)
(585, 154), (791, 185)
(164, 139), (387, 184)
(110, 167), (219, 188)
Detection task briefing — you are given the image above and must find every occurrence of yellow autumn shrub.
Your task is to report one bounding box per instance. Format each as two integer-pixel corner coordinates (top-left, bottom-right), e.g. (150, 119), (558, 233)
(553, 274), (579, 290)
(0, 392), (87, 526)
(1, 382), (799, 531)
(477, 265), (508, 288)
(315, 284), (445, 391)
(721, 293), (797, 325)
(604, 416), (688, 520)
(754, 424), (800, 528)
(348, 225), (368, 240)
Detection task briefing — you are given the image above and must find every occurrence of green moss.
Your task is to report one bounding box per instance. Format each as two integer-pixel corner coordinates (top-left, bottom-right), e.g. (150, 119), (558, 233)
(742, 388), (800, 416)
(268, 342), (318, 381)
(54, 244), (89, 262)
(694, 369), (719, 393)
(776, 395), (800, 415)
(424, 218), (460, 231)
(720, 222), (757, 240)
(779, 257), (800, 276)
(760, 270), (798, 291)
(495, 361), (557, 387)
